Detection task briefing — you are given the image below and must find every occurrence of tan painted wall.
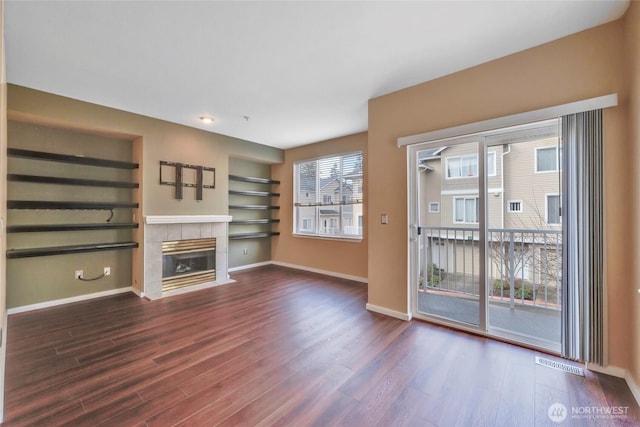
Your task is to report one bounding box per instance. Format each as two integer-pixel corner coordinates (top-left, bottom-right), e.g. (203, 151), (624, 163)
(8, 86), (283, 216)
(6, 122), (136, 307)
(0, 0), (8, 420)
(624, 1), (640, 393)
(228, 157), (273, 268)
(368, 20), (632, 371)
(6, 85), (283, 306)
(272, 132), (367, 280)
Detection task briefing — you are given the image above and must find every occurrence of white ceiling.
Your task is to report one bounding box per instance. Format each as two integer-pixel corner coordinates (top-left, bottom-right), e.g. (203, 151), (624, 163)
(4, 1), (630, 149)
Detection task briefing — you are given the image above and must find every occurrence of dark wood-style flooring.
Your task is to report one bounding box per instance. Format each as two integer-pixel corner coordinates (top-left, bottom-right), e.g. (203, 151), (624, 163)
(2, 265), (639, 426)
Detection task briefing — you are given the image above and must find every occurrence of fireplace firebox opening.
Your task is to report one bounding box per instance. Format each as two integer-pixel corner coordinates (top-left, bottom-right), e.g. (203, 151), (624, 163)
(162, 238), (216, 291)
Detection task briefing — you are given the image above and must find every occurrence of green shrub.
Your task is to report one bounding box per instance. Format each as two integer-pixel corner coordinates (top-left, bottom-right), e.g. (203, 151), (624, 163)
(515, 287), (534, 300)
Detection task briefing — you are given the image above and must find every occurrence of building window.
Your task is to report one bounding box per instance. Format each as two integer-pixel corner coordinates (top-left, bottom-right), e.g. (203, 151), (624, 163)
(487, 152), (496, 176)
(547, 194), (561, 225)
(446, 152), (495, 178)
(446, 154), (477, 178)
(428, 202), (440, 213)
(301, 218), (313, 231)
(508, 200), (523, 213)
(536, 146), (560, 172)
(454, 196), (479, 223)
(294, 151), (363, 238)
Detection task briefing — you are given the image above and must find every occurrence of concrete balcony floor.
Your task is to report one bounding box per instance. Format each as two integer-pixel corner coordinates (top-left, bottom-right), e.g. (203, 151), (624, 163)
(418, 291), (561, 346)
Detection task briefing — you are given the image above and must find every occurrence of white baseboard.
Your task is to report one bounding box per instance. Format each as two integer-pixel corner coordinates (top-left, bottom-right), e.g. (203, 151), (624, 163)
(131, 287), (145, 298)
(7, 287), (135, 315)
(228, 261), (272, 272)
(586, 363), (640, 406)
(626, 372), (640, 406)
(366, 303), (412, 321)
(271, 261), (368, 283)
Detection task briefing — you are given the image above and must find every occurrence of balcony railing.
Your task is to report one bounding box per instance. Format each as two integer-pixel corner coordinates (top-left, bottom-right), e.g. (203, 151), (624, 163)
(419, 226), (562, 310)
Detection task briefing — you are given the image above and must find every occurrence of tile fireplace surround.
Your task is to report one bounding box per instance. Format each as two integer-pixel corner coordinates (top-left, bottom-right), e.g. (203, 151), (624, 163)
(143, 215), (233, 299)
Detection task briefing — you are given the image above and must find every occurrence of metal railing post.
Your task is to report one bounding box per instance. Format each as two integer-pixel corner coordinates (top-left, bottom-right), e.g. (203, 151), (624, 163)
(509, 230), (515, 310)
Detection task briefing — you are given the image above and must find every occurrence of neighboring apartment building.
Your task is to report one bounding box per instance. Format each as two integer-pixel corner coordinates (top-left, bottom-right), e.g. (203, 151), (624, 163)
(417, 122), (562, 303)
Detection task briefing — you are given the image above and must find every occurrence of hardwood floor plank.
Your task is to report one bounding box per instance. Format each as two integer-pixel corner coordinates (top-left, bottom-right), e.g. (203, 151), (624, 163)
(2, 265), (638, 426)
(97, 387), (188, 426)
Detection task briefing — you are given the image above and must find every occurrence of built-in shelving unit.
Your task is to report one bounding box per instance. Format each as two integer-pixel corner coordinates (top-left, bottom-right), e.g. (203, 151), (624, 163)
(228, 174), (280, 240)
(6, 148), (139, 259)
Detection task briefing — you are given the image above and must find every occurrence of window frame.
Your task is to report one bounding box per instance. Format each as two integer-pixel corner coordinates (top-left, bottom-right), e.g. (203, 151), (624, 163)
(453, 196), (479, 224)
(546, 193), (561, 225)
(428, 202), (440, 213)
(293, 151), (363, 240)
(535, 146), (560, 173)
(446, 152), (495, 179)
(507, 200), (523, 213)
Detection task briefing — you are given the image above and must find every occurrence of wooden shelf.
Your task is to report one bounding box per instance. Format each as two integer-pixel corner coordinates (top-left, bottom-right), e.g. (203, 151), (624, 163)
(7, 241), (139, 259)
(8, 200), (139, 210)
(229, 205), (280, 210)
(230, 219), (280, 225)
(8, 148), (139, 169)
(7, 223), (139, 233)
(6, 147), (139, 259)
(229, 232), (280, 240)
(229, 175), (280, 185)
(228, 173), (279, 241)
(228, 189), (280, 197)
(8, 174), (139, 189)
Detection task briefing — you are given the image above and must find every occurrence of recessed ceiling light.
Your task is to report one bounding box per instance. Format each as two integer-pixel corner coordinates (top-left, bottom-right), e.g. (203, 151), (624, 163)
(200, 116), (214, 124)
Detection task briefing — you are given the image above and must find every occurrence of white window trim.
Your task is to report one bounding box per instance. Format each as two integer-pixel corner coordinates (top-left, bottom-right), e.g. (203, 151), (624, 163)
(293, 151), (363, 240)
(545, 193), (561, 225)
(507, 200), (523, 213)
(445, 154), (478, 179)
(453, 196), (479, 224)
(535, 146), (560, 174)
(428, 202), (440, 213)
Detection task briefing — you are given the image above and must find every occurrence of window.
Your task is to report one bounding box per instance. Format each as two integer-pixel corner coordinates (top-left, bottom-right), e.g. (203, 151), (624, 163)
(487, 152), (496, 176)
(446, 154), (477, 178)
(428, 202), (440, 213)
(508, 200), (523, 213)
(536, 146), (560, 172)
(447, 153), (495, 178)
(546, 194), (561, 225)
(454, 196), (479, 223)
(294, 151), (363, 238)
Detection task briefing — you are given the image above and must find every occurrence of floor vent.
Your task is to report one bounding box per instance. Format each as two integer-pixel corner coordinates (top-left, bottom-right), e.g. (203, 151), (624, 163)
(536, 356), (584, 376)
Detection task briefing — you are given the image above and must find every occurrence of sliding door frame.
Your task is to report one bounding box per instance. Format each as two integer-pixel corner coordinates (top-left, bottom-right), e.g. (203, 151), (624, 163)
(408, 135), (488, 334)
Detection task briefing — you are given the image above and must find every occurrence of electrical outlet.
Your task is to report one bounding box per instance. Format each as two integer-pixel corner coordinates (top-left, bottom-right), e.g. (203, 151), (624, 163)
(75, 270), (83, 279)
(104, 267), (111, 276)
(243, 248), (248, 255)
(381, 213), (389, 224)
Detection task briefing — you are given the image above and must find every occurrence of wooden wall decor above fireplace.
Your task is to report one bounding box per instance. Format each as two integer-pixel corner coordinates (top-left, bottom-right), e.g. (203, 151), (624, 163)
(159, 160), (215, 200)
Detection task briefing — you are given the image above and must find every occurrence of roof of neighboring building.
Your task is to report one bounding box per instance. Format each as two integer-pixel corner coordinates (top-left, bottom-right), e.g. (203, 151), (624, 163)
(418, 146), (448, 160)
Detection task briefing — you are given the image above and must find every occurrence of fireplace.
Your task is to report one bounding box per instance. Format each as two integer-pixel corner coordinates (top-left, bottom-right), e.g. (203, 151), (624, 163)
(162, 238), (216, 292)
(143, 215), (233, 299)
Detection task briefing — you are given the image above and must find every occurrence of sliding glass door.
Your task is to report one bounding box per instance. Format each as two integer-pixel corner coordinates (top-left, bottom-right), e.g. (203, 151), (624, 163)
(414, 138), (483, 327)
(410, 120), (562, 352)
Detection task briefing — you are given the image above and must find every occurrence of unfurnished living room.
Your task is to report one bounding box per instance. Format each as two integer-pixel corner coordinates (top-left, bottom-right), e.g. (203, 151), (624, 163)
(0, 1), (639, 426)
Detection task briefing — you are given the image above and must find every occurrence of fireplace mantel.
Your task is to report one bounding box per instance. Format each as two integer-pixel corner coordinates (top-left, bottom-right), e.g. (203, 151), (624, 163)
(145, 215), (232, 224)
